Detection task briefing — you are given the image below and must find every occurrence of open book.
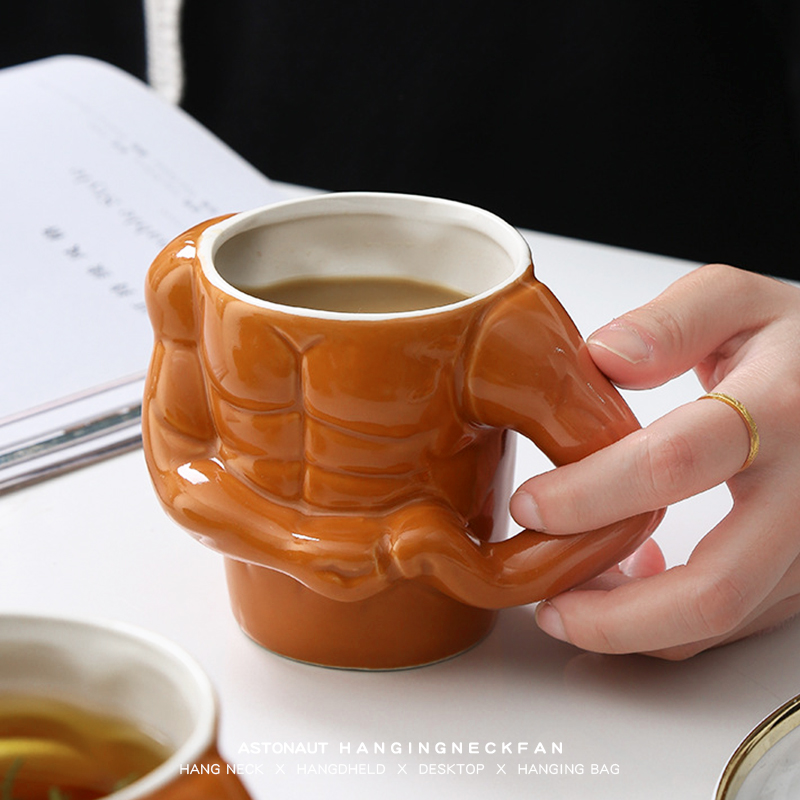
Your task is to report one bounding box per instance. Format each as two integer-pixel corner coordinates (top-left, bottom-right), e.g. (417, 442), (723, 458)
(0, 56), (301, 492)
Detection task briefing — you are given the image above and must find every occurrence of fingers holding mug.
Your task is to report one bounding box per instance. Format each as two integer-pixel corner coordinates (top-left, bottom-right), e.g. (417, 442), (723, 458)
(532, 470), (800, 659)
(515, 264), (800, 657)
(510, 263), (798, 538)
(510, 388), (760, 537)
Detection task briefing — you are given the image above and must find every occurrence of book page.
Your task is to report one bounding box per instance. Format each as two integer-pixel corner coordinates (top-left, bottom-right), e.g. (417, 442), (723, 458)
(0, 56), (293, 429)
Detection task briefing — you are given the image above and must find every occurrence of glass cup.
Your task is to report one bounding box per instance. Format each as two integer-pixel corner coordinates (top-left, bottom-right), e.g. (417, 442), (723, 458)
(0, 614), (250, 799)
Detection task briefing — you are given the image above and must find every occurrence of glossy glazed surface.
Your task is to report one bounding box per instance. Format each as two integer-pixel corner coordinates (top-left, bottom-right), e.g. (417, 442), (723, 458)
(225, 559), (497, 669)
(142, 194), (663, 668)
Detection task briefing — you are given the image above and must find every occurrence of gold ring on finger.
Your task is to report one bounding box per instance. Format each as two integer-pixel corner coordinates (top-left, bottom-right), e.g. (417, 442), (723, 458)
(699, 392), (760, 471)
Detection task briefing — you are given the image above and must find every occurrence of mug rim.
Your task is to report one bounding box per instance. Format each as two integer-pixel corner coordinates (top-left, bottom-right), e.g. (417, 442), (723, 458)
(0, 613), (218, 800)
(196, 191), (532, 320)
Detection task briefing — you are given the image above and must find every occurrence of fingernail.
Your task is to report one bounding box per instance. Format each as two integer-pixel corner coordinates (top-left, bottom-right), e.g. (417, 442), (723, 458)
(536, 601), (569, 643)
(618, 552), (640, 578)
(589, 322), (652, 364)
(510, 491), (545, 531)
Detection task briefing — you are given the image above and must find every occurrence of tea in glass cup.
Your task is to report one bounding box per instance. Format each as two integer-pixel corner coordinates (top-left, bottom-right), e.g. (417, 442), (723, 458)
(0, 615), (250, 800)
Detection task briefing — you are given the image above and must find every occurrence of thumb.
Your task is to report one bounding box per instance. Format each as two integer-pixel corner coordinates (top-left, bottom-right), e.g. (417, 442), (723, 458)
(586, 264), (764, 390)
(587, 318), (669, 389)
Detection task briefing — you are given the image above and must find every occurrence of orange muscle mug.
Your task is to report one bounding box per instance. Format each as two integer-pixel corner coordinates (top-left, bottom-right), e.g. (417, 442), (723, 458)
(142, 193), (663, 669)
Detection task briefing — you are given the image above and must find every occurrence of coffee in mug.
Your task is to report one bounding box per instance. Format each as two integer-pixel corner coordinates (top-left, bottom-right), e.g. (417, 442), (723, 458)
(247, 275), (469, 313)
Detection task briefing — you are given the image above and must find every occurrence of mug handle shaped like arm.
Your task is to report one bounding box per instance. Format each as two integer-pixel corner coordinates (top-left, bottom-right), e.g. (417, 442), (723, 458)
(391, 277), (664, 609)
(466, 278), (640, 462)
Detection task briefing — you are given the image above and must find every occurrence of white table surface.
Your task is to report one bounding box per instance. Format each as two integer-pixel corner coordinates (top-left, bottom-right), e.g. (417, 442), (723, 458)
(4, 229), (797, 800)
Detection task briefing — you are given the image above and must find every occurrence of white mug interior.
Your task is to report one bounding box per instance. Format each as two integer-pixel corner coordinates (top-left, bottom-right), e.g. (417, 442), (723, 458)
(197, 192), (532, 319)
(0, 614), (217, 799)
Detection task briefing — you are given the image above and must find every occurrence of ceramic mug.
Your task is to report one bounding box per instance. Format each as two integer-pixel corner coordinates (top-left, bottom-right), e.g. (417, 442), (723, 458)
(142, 192), (663, 669)
(0, 614), (250, 799)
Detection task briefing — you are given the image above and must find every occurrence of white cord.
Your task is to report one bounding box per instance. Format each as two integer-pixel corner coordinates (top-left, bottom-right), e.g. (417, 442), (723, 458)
(143, 0), (185, 104)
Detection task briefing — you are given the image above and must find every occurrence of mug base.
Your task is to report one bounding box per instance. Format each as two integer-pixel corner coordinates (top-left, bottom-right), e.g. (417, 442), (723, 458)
(224, 559), (497, 670)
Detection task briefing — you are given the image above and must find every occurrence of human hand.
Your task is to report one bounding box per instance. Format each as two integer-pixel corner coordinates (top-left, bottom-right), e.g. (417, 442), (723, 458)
(509, 263), (800, 659)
